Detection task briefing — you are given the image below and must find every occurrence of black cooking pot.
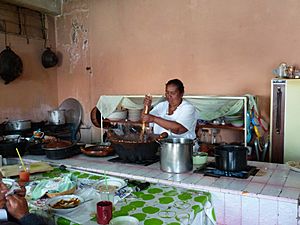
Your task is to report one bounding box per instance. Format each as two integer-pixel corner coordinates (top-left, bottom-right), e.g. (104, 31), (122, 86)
(214, 145), (248, 171)
(0, 139), (28, 157)
(0, 46), (23, 84)
(110, 139), (159, 162)
(42, 140), (80, 159)
(41, 47), (58, 68)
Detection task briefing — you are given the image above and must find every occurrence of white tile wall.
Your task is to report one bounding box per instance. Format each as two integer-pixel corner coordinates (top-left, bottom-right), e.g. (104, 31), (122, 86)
(241, 196), (259, 225)
(278, 201), (298, 225)
(259, 198), (278, 225)
(225, 193), (242, 225)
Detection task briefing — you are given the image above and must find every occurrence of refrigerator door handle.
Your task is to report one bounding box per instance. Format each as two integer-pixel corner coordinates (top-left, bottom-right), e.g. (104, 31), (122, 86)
(276, 87), (282, 134)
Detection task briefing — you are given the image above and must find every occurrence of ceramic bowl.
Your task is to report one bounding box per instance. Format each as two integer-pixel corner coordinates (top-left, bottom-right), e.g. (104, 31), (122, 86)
(193, 152), (208, 165)
(46, 194), (83, 214)
(95, 178), (126, 193)
(109, 216), (139, 225)
(231, 120), (244, 127)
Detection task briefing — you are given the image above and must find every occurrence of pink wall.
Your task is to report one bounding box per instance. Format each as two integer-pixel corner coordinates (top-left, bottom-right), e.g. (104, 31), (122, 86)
(0, 16), (57, 122)
(55, 0), (300, 142)
(3, 1), (298, 142)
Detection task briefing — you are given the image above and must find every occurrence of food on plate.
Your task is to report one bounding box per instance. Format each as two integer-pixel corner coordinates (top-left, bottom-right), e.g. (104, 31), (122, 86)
(51, 197), (81, 209)
(98, 185), (118, 192)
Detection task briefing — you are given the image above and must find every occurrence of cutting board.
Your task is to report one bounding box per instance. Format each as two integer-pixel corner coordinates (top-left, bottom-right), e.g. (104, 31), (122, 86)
(0, 162), (53, 177)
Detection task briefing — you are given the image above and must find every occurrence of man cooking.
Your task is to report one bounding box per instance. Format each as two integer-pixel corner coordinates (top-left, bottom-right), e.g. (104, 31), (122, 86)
(141, 78), (198, 140)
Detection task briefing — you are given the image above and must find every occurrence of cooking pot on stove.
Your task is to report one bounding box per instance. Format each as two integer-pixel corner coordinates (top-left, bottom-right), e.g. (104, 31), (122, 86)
(214, 145), (248, 172)
(5, 120), (31, 131)
(158, 138), (195, 173)
(108, 132), (168, 162)
(42, 140), (78, 159)
(48, 109), (65, 125)
(0, 138), (28, 157)
(110, 139), (159, 162)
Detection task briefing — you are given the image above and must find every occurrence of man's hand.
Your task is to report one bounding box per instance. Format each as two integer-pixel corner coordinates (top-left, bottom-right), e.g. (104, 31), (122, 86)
(0, 181), (9, 209)
(6, 194), (29, 220)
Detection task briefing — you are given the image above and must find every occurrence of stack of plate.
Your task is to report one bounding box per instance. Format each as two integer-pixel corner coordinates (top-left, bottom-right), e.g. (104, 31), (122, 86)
(128, 109), (142, 122)
(224, 114), (243, 127)
(107, 110), (127, 121)
(224, 114), (243, 122)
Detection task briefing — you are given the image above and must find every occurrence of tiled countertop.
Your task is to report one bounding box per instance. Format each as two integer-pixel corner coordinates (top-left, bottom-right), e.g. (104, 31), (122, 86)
(22, 154), (300, 225)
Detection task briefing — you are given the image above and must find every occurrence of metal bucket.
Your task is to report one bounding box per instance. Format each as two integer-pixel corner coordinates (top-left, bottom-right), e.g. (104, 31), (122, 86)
(48, 110), (65, 125)
(159, 138), (194, 173)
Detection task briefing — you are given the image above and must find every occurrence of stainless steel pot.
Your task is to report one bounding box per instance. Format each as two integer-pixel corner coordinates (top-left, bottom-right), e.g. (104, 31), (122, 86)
(214, 145), (248, 171)
(6, 120), (31, 131)
(159, 138), (194, 173)
(48, 110), (65, 125)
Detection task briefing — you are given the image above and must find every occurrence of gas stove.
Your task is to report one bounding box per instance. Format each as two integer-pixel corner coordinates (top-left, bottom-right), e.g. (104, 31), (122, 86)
(193, 162), (259, 179)
(108, 156), (160, 166)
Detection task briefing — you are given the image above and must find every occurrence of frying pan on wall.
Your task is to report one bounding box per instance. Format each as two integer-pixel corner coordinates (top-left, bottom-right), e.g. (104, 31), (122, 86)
(0, 21), (23, 84)
(41, 47), (58, 68)
(0, 46), (23, 84)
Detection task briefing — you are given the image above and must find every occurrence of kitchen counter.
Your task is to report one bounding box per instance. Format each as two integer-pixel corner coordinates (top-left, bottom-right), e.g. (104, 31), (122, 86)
(22, 154), (300, 225)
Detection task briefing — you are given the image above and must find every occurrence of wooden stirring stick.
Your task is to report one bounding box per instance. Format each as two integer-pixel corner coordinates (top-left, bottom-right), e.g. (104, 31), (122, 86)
(140, 95), (151, 142)
(140, 105), (149, 142)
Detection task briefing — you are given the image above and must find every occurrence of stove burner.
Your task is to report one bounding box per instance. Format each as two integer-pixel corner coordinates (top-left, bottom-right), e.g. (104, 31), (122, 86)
(193, 162), (259, 179)
(108, 156), (159, 166)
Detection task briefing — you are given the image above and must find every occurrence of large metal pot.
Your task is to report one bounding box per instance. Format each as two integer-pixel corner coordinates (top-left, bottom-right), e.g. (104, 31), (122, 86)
(6, 120), (31, 131)
(159, 138), (194, 173)
(214, 145), (248, 171)
(48, 110), (65, 125)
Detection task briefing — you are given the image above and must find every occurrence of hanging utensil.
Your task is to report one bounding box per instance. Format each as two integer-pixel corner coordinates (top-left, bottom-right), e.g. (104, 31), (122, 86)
(254, 138), (260, 161)
(261, 140), (270, 162)
(41, 14), (58, 68)
(0, 20), (23, 84)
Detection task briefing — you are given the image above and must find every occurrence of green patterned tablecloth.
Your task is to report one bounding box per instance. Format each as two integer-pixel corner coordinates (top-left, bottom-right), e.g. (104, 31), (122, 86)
(113, 184), (216, 225)
(26, 168), (216, 225)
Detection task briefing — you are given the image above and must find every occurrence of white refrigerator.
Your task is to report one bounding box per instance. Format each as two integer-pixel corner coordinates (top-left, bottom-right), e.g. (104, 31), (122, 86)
(270, 78), (300, 163)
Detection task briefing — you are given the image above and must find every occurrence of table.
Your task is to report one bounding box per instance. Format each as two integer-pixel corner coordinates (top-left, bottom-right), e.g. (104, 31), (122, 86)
(25, 167), (216, 225)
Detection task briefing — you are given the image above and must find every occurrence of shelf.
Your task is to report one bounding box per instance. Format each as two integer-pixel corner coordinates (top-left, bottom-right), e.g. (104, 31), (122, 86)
(197, 124), (244, 131)
(98, 95), (251, 147)
(103, 119), (142, 127)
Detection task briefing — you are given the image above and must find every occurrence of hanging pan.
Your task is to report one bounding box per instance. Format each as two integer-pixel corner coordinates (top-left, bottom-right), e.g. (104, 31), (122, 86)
(41, 47), (58, 68)
(0, 20), (23, 84)
(41, 15), (58, 68)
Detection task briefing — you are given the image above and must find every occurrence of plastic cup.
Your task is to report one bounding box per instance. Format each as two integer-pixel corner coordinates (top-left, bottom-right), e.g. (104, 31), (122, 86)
(18, 165), (30, 182)
(96, 201), (112, 224)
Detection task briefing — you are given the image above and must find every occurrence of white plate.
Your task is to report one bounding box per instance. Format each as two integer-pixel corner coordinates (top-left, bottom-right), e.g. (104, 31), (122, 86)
(46, 194), (84, 214)
(95, 178), (126, 193)
(109, 216), (139, 225)
(286, 161), (300, 172)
